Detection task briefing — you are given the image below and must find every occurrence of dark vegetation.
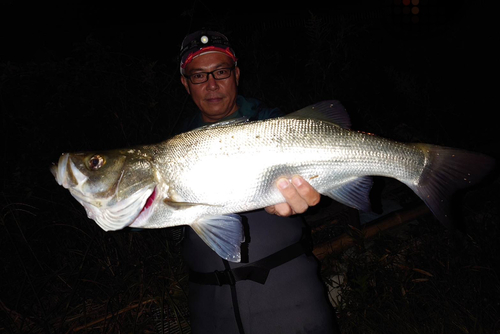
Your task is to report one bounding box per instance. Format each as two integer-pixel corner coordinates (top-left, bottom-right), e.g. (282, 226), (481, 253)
(1, 4), (499, 333)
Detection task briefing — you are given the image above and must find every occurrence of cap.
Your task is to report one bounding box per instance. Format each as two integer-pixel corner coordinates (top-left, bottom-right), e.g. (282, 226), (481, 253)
(179, 30), (237, 73)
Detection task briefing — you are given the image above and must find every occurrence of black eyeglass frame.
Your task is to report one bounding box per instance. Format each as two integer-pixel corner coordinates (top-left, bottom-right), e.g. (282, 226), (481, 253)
(183, 66), (236, 84)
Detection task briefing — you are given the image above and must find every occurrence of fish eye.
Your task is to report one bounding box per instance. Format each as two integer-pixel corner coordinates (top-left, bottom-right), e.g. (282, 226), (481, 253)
(88, 155), (105, 170)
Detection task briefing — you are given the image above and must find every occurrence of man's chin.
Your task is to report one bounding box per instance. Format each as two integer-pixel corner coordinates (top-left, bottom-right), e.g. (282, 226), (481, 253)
(200, 105), (232, 121)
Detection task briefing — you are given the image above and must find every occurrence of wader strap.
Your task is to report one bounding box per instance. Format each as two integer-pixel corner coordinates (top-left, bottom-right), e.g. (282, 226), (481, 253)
(223, 259), (246, 334)
(189, 232), (312, 286)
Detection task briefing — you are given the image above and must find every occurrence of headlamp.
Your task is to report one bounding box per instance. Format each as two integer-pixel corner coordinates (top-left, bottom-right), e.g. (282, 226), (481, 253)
(179, 30), (237, 73)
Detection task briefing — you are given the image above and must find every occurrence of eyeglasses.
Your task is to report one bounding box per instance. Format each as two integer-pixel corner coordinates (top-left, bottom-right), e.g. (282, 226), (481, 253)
(183, 66), (235, 84)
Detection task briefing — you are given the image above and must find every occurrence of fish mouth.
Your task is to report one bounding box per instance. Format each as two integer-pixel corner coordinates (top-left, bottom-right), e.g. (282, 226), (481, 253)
(51, 153), (87, 189)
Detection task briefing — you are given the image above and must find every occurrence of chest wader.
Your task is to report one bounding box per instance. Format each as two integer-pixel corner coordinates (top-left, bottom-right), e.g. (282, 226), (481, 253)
(189, 230), (313, 334)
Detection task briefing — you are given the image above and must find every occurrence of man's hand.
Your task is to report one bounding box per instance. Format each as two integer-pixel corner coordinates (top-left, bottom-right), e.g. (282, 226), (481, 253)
(265, 176), (321, 216)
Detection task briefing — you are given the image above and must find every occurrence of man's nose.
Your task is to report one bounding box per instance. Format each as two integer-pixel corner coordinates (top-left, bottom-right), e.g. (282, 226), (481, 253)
(206, 73), (219, 90)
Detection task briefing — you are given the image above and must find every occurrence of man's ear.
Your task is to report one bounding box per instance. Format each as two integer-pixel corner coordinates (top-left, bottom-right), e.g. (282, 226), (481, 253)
(181, 76), (191, 94)
(235, 66), (240, 86)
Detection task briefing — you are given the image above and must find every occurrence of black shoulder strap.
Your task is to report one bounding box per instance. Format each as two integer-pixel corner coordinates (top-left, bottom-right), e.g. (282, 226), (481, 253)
(189, 231), (312, 285)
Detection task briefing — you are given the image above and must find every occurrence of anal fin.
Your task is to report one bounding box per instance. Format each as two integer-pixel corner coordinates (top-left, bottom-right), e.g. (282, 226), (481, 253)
(326, 176), (373, 212)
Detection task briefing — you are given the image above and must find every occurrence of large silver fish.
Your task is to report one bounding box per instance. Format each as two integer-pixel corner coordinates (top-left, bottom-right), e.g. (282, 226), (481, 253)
(51, 101), (495, 262)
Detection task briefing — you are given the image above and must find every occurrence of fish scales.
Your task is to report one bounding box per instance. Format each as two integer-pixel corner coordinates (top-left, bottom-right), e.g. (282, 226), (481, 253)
(51, 100), (495, 262)
(141, 116), (424, 229)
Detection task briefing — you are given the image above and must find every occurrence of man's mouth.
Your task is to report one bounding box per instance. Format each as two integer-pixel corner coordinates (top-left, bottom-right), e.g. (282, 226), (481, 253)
(205, 96), (223, 103)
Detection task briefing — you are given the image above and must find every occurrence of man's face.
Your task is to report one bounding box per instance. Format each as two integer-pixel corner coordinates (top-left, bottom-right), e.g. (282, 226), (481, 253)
(181, 52), (240, 123)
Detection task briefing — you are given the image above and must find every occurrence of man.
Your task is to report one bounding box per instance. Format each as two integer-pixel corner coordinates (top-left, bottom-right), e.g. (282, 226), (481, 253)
(178, 30), (339, 334)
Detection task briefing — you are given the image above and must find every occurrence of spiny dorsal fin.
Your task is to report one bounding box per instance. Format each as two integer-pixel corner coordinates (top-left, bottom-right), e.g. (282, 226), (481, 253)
(285, 100), (351, 129)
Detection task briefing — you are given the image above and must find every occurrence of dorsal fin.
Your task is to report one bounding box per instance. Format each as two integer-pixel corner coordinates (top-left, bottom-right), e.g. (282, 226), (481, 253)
(285, 100), (351, 129)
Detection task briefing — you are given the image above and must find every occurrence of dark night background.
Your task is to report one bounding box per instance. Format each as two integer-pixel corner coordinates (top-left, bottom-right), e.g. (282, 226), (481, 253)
(1, 1), (499, 333)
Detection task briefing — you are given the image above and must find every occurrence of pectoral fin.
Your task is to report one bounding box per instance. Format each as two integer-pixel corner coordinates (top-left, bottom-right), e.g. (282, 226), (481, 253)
(190, 214), (245, 262)
(163, 198), (222, 210)
(326, 176), (373, 212)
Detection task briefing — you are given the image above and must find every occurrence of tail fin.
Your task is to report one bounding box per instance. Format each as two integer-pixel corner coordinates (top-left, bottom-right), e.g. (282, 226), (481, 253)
(405, 144), (495, 229)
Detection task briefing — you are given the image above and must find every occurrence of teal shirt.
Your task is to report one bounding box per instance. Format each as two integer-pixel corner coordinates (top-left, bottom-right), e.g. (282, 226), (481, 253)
(176, 95), (283, 134)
